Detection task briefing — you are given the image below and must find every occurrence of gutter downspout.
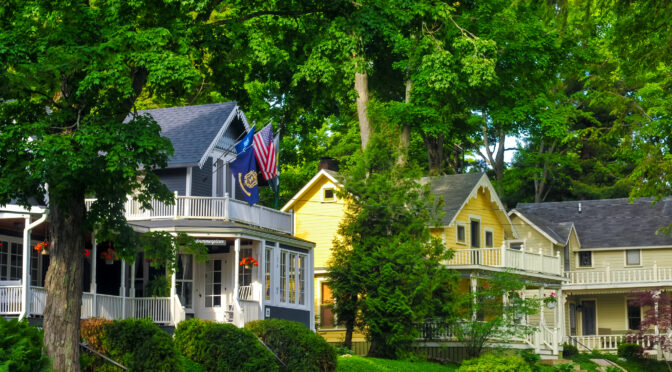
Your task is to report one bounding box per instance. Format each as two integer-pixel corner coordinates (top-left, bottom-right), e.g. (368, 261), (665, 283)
(20, 213), (47, 319)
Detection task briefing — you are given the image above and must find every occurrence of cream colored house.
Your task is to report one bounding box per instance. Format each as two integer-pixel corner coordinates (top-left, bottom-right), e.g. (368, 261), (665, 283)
(511, 197), (672, 353)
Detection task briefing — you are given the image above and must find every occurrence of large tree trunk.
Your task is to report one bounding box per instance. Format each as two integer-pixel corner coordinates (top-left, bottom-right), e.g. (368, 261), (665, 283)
(398, 79), (413, 164)
(355, 71), (371, 150)
(43, 189), (86, 372)
(422, 132), (444, 174)
(480, 118), (507, 181)
(343, 320), (354, 350)
(534, 139), (557, 203)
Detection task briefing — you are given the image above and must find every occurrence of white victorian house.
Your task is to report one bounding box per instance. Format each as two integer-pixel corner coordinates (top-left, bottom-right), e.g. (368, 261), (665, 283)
(0, 102), (315, 330)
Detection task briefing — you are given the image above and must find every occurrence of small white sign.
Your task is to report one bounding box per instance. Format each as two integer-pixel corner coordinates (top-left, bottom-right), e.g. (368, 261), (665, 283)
(265, 307), (271, 317)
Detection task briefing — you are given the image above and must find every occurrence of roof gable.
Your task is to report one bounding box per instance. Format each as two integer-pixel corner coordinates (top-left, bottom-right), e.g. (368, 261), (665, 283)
(133, 102), (250, 168)
(422, 173), (518, 238)
(281, 169), (341, 212)
(514, 197), (672, 248)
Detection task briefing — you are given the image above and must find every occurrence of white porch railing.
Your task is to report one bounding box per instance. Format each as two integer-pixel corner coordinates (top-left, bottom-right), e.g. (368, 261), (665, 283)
(568, 263), (672, 285)
(0, 285), (22, 314)
(172, 294), (186, 326)
(238, 285), (254, 301)
(446, 247), (562, 277)
(85, 192), (293, 234)
(568, 334), (657, 351)
(239, 300), (260, 325)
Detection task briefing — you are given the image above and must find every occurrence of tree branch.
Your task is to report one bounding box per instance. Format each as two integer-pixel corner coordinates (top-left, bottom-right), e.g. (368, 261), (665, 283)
(210, 9), (325, 26)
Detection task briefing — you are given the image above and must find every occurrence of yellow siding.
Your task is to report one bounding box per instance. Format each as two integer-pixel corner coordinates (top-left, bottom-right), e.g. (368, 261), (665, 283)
(292, 176), (346, 270)
(566, 294), (631, 335)
(573, 249), (672, 270)
(444, 186), (505, 250)
(568, 231), (580, 271)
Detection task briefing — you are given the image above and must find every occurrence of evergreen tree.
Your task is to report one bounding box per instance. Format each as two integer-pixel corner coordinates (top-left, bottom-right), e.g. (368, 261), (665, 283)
(328, 128), (458, 358)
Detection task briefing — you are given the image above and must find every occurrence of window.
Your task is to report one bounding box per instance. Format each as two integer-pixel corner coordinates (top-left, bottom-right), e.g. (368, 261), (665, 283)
(627, 301), (641, 330)
(205, 259), (222, 307)
(456, 223), (466, 244)
(264, 247), (272, 301)
(279, 247), (308, 306)
(238, 248), (252, 287)
(508, 241), (524, 250)
(175, 254), (193, 308)
(0, 241), (22, 281)
(322, 187), (336, 202)
(484, 229), (494, 248)
(320, 282), (335, 328)
(470, 220), (480, 248)
(578, 251), (592, 267)
(626, 250), (641, 266)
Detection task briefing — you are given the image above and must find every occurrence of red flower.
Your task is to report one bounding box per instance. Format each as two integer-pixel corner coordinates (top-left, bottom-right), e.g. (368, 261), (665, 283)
(84, 249), (90, 257)
(239, 256), (258, 266)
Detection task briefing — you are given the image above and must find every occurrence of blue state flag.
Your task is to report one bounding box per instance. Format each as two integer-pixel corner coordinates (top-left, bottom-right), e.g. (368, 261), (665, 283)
(235, 125), (255, 154)
(230, 147), (259, 205)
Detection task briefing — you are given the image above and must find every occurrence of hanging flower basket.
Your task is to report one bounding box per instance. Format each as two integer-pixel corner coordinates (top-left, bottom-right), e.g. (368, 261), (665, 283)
(239, 256), (258, 269)
(100, 248), (119, 265)
(544, 291), (558, 309)
(34, 241), (49, 255)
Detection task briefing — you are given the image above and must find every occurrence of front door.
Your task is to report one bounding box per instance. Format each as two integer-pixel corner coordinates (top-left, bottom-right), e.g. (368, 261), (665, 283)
(195, 253), (232, 321)
(581, 300), (596, 335)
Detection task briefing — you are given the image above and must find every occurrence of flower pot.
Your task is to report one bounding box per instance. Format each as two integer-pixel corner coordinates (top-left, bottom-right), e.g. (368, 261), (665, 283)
(41, 249), (49, 255)
(244, 264), (251, 270)
(105, 259), (114, 265)
(546, 301), (557, 309)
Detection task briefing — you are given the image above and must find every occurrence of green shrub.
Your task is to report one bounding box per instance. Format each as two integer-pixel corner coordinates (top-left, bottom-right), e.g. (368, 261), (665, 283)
(174, 318), (278, 372)
(519, 349), (540, 368)
(617, 342), (643, 360)
(245, 319), (337, 372)
(81, 317), (112, 353)
(334, 346), (354, 356)
(553, 363), (575, 372)
(0, 317), (50, 372)
(605, 367), (621, 372)
(179, 355), (207, 372)
(458, 354), (532, 372)
(561, 343), (578, 358)
(101, 318), (179, 372)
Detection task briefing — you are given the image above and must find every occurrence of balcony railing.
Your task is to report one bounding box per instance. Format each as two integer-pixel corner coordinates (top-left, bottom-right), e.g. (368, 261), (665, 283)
(85, 192), (293, 234)
(567, 264), (672, 285)
(446, 247), (562, 277)
(568, 334), (657, 351)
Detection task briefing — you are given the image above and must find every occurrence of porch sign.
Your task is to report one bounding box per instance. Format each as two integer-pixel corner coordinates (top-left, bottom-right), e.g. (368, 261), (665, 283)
(230, 143), (259, 205)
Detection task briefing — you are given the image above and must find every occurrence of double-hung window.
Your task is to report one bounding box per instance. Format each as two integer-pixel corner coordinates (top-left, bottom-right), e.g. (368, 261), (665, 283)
(578, 251), (592, 267)
(626, 249), (641, 266)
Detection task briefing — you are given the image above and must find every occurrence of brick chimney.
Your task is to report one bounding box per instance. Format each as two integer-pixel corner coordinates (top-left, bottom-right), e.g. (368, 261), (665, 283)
(318, 157), (339, 172)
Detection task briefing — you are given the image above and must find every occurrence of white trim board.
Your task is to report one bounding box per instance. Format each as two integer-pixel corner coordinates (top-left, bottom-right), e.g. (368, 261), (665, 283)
(281, 169), (342, 212)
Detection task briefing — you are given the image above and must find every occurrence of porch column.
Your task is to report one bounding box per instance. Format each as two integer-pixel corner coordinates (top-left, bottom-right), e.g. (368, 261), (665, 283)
(20, 216), (31, 320)
(130, 261), (136, 298)
(655, 290), (662, 359)
(470, 273), (477, 321)
(522, 286), (527, 325)
(234, 238), (241, 323)
(540, 286), (545, 326)
(170, 268), (176, 325)
(120, 261), (126, 319)
(92, 234), (97, 317)
(557, 288), (564, 341)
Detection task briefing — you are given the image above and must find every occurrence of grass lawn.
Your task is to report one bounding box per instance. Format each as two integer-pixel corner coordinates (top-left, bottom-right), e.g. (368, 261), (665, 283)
(336, 355), (459, 372)
(564, 352), (670, 372)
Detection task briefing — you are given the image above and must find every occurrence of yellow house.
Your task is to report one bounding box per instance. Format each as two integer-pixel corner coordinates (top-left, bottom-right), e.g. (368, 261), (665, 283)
(511, 197), (672, 354)
(284, 168), (567, 356)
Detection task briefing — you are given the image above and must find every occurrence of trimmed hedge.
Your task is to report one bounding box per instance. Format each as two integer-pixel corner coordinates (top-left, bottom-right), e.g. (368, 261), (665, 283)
(617, 342), (643, 360)
(561, 343), (578, 358)
(174, 318), (278, 372)
(458, 354), (532, 372)
(101, 318), (180, 372)
(0, 317), (50, 372)
(245, 319), (337, 372)
(81, 317), (113, 354)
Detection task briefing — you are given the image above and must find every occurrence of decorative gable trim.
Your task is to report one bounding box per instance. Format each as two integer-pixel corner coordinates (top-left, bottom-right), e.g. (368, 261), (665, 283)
(280, 170), (341, 212)
(446, 174), (518, 238)
(197, 105), (250, 169)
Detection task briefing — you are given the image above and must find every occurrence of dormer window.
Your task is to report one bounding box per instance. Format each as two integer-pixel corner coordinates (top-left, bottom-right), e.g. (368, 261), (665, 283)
(322, 187), (336, 202)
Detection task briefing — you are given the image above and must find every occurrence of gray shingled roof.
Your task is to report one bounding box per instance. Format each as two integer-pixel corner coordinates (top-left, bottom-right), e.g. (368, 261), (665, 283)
(514, 198), (672, 248)
(421, 173), (486, 226)
(134, 102), (238, 167)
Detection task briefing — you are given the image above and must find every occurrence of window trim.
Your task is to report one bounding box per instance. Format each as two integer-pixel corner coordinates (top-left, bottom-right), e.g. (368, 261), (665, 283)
(455, 222), (467, 245)
(624, 249), (642, 267)
(507, 240), (525, 251)
(321, 186), (337, 203)
(279, 247), (310, 310)
(484, 227), (495, 248)
(468, 215), (481, 249)
(577, 251), (593, 268)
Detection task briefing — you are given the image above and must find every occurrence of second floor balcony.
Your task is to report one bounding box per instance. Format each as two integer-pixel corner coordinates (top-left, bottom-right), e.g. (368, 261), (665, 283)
(85, 192), (293, 234)
(566, 263), (672, 287)
(446, 247), (563, 278)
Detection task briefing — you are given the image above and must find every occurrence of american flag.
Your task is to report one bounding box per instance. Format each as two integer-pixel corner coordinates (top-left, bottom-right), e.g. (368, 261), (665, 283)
(253, 123), (277, 181)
